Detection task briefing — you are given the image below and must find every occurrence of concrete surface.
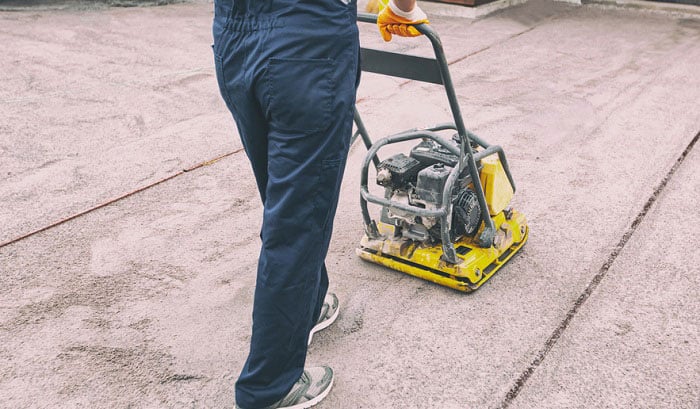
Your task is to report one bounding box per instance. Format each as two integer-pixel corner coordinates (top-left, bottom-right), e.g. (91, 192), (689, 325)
(510, 137), (700, 409)
(1, 1), (699, 408)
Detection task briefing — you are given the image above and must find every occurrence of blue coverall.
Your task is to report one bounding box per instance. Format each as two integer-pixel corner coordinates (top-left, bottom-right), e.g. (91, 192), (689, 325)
(212, 1), (360, 407)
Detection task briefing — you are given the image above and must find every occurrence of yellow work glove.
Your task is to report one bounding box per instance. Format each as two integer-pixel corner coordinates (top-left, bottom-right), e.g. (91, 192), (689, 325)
(365, 0), (388, 13)
(377, 0), (429, 42)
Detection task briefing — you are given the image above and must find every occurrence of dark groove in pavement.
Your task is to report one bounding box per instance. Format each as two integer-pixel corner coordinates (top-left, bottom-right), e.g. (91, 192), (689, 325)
(397, 25), (540, 89)
(448, 25), (539, 67)
(496, 130), (700, 409)
(0, 149), (243, 249)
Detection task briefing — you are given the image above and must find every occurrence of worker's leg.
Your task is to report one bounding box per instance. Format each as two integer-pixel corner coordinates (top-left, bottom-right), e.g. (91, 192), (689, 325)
(214, 3), (359, 408)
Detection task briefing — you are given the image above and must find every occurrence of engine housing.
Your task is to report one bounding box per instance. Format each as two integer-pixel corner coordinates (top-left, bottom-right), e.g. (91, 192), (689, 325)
(376, 138), (481, 243)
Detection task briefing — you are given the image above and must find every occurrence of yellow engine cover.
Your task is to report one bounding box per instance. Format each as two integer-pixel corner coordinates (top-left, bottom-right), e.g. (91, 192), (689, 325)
(480, 156), (514, 216)
(357, 210), (528, 292)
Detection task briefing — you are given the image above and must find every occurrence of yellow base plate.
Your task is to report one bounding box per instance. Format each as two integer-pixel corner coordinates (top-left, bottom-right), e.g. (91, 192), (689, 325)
(357, 210), (528, 292)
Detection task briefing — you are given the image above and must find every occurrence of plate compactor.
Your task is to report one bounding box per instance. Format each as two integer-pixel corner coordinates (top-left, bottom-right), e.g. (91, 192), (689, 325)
(352, 14), (528, 292)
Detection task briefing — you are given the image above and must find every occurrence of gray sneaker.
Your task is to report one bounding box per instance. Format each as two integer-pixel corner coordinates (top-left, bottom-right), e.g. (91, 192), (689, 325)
(236, 366), (334, 409)
(308, 292), (339, 346)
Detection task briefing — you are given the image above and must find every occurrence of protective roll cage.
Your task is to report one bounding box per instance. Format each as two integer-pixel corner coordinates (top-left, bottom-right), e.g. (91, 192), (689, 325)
(353, 13), (516, 264)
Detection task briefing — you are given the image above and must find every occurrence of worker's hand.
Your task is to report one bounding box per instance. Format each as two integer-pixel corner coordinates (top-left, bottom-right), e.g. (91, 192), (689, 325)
(377, 0), (429, 42)
(365, 0), (388, 14)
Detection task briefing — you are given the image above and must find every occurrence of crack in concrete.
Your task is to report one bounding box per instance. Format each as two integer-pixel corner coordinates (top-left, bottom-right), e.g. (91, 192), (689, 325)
(496, 129), (700, 409)
(393, 25), (541, 90)
(0, 149), (243, 249)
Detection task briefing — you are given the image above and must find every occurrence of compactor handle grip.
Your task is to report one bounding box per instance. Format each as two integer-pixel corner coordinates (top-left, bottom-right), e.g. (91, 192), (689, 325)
(356, 12), (439, 46)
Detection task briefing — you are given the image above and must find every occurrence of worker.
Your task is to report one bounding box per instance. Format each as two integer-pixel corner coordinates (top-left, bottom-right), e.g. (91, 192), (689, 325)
(212, 1), (428, 408)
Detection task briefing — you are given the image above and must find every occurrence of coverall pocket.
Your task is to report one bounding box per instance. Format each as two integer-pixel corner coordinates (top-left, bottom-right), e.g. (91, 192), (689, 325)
(267, 58), (334, 133)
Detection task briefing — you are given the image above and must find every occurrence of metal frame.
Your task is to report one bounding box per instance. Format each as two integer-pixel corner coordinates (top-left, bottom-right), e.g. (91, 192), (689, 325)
(354, 13), (516, 263)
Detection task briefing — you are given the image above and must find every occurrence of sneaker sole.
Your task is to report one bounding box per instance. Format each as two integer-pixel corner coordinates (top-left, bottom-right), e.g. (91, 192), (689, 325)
(307, 302), (340, 346)
(284, 374), (334, 409)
